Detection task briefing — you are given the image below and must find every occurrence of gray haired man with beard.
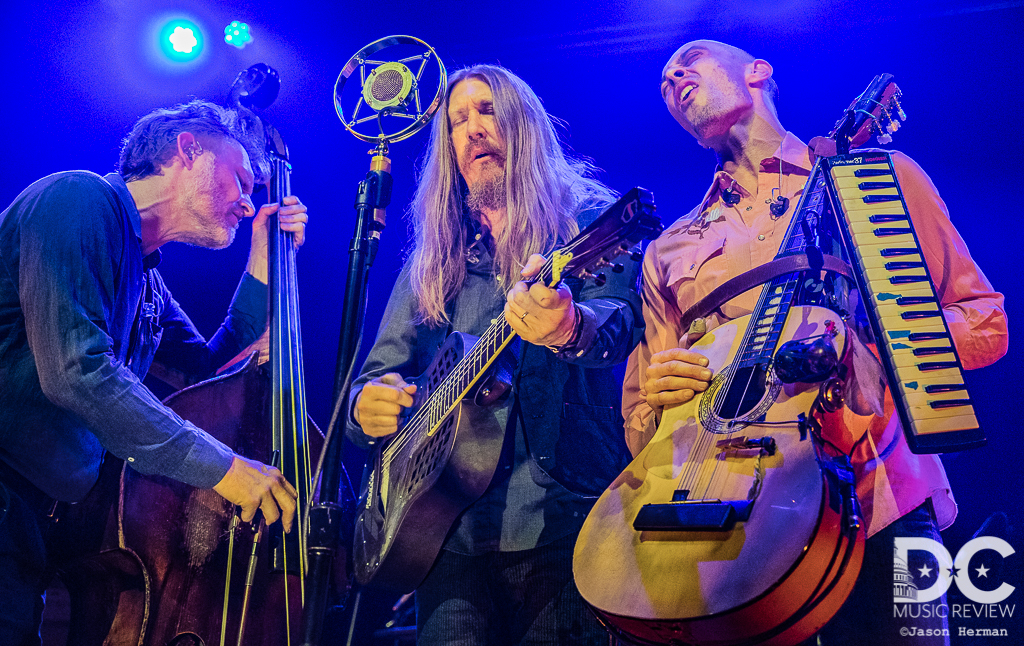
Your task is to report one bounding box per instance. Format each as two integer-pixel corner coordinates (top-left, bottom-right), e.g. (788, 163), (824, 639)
(347, 66), (644, 645)
(0, 100), (307, 643)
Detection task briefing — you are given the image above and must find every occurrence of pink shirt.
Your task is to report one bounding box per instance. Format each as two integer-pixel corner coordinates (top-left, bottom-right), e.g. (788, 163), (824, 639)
(623, 133), (1007, 537)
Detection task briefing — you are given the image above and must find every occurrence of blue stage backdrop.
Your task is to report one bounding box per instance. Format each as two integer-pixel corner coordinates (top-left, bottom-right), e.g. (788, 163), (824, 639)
(3, 0), (1021, 642)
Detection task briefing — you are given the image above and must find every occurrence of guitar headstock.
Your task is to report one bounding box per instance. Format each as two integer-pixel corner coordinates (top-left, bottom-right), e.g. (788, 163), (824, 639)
(828, 73), (906, 154)
(545, 187), (662, 286)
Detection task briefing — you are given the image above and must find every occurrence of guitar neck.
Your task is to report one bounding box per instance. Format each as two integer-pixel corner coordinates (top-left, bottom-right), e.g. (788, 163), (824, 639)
(422, 317), (519, 434)
(739, 162), (834, 366)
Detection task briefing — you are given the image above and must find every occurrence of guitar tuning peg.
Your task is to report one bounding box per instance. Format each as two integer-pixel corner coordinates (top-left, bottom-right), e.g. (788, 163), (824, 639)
(630, 250), (643, 262)
(612, 263), (625, 274)
(593, 273), (607, 287)
(891, 95), (906, 121)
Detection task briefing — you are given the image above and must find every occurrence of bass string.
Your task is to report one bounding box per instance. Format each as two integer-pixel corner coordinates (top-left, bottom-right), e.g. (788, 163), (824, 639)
(286, 235), (312, 587)
(280, 222), (310, 610)
(262, 186), (303, 643)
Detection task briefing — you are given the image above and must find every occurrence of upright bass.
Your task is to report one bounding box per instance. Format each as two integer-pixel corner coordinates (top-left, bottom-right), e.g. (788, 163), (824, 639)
(57, 67), (352, 645)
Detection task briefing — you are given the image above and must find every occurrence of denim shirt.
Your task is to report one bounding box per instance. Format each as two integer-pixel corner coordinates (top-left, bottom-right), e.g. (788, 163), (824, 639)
(0, 171), (267, 501)
(347, 208), (644, 538)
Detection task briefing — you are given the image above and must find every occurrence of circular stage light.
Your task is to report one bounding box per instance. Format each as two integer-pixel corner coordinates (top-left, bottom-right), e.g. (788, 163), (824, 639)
(160, 19), (203, 62)
(224, 21), (252, 49)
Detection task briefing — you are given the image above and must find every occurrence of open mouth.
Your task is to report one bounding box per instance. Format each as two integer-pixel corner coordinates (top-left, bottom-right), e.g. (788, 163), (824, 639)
(678, 84), (697, 105)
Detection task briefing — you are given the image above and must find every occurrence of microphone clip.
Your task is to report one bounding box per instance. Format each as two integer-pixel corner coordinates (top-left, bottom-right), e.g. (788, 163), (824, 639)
(768, 188), (789, 218)
(720, 180), (742, 206)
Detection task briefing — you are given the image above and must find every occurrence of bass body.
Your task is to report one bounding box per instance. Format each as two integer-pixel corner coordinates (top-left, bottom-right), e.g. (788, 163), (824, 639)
(573, 306), (864, 646)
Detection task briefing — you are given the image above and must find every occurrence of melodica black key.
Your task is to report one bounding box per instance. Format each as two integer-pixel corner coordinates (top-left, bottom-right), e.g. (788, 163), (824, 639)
(825, 152), (984, 453)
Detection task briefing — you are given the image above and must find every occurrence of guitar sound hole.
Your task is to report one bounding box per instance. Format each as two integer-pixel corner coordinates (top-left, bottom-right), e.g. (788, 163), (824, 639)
(405, 419), (455, 494)
(715, 364), (769, 419)
(428, 348), (459, 391)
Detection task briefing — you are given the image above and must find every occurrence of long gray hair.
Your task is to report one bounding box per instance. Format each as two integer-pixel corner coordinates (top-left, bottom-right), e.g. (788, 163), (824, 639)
(407, 64), (614, 327)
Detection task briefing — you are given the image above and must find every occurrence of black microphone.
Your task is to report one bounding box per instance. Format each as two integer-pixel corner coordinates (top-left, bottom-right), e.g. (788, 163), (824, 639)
(721, 187), (741, 205)
(770, 195), (790, 217)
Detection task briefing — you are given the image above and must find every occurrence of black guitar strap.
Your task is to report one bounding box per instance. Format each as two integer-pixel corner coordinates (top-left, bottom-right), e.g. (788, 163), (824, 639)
(679, 252), (854, 332)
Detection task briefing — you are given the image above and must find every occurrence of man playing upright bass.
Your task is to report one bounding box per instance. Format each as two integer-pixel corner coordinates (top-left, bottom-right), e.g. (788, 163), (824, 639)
(0, 100), (306, 644)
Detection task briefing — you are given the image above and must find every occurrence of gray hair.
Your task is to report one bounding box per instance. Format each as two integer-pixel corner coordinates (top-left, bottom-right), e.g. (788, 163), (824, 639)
(118, 99), (269, 183)
(407, 65), (614, 326)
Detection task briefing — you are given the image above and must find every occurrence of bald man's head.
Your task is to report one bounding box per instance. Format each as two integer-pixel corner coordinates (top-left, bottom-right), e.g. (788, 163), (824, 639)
(662, 40), (778, 108)
(660, 40), (779, 147)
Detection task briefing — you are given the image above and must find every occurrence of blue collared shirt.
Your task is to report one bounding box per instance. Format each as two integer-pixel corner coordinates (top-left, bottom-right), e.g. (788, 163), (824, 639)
(0, 171), (267, 501)
(347, 211), (643, 552)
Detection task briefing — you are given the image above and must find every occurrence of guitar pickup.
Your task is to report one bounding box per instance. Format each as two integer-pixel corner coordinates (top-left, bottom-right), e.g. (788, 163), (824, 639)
(633, 500), (753, 532)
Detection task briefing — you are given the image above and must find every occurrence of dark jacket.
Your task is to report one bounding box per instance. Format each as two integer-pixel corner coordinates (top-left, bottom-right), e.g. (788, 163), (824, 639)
(0, 171), (265, 500)
(346, 208), (643, 496)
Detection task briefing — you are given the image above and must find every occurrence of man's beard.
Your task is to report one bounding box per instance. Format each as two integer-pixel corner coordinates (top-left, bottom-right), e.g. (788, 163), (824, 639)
(180, 162), (235, 249)
(688, 75), (749, 147)
(466, 169), (506, 214)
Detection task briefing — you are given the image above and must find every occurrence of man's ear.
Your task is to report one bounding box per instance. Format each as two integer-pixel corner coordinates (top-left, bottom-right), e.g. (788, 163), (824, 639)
(176, 132), (199, 170)
(748, 59), (774, 89)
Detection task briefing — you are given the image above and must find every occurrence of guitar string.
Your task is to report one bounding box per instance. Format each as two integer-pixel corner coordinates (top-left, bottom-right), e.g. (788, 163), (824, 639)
(380, 274), (522, 460)
(381, 269), (545, 462)
(700, 173), (821, 499)
(678, 175), (817, 501)
(394, 227), (600, 448)
(379, 230), (603, 465)
(676, 240), (786, 497)
(381, 229), (598, 461)
(697, 171), (823, 500)
(692, 168), (819, 503)
(382, 223), (621, 466)
(382, 262), (541, 459)
(676, 269), (776, 498)
(699, 272), (796, 498)
(699, 272), (800, 500)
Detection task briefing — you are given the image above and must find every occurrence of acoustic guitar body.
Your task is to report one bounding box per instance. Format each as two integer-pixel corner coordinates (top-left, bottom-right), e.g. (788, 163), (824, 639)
(574, 306), (864, 645)
(354, 331), (508, 591)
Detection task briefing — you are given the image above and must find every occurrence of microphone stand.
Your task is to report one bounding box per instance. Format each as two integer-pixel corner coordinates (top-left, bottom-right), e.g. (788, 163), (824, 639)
(301, 141), (392, 646)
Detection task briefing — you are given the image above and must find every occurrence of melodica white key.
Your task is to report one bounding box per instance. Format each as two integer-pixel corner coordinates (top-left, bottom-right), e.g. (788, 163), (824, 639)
(826, 152), (984, 452)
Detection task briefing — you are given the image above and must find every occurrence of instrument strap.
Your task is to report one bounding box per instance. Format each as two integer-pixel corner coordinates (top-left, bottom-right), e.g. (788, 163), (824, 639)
(679, 252), (854, 331)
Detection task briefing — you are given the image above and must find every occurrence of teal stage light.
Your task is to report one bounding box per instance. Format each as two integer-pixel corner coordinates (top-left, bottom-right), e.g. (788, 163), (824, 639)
(160, 19), (203, 62)
(224, 21), (252, 49)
